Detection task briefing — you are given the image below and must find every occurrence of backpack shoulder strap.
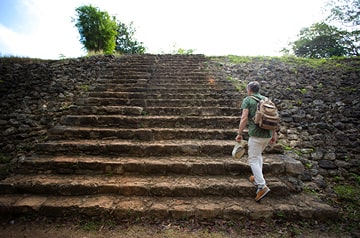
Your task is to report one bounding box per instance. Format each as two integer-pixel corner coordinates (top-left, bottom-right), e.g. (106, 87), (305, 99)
(250, 96), (261, 102)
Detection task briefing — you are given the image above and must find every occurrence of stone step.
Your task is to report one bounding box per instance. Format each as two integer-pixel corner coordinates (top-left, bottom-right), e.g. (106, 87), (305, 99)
(92, 85), (235, 93)
(0, 174), (289, 197)
(0, 193), (338, 220)
(92, 83), (149, 89)
(77, 98), (241, 107)
(59, 115), (239, 129)
(87, 92), (241, 100)
(99, 72), (152, 78)
(94, 78), (148, 84)
(99, 73), (206, 79)
(92, 82), (232, 90)
(34, 139), (235, 157)
(34, 139), (285, 159)
(69, 106), (240, 116)
(48, 126), (236, 141)
(13, 155), (292, 177)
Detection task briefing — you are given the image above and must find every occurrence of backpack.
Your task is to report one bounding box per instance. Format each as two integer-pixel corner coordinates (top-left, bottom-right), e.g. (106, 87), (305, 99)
(250, 96), (279, 130)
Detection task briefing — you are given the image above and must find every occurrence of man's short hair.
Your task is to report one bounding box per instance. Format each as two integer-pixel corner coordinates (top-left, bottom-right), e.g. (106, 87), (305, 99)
(247, 81), (260, 93)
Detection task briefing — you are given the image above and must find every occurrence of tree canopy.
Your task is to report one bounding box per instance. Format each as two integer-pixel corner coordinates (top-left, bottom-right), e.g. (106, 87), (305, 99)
(287, 0), (359, 58)
(326, 0), (360, 27)
(292, 22), (352, 58)
(74, 5), (145, 55)
(74, 5), (117, 54)
(116, 22), (145, 54)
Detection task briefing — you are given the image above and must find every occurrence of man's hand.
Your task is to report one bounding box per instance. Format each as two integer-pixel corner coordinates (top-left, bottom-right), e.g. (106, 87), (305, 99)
(236, 109), (248, 143)
(270, 131), (277, 144)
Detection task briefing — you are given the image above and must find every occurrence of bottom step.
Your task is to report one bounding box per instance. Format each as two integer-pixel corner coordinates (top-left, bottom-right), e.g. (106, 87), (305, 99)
(0, 193), (337, 221)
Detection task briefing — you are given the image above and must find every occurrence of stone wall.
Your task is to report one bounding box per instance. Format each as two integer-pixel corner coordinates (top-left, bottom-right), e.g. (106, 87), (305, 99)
(0, 56), (115, 158)
(0, 55), (359, 182)
(211, 57), (360, 181)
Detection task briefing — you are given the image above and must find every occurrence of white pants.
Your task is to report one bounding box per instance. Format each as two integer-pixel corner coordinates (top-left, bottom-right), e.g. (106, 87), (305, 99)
(248, 136), (271, 188)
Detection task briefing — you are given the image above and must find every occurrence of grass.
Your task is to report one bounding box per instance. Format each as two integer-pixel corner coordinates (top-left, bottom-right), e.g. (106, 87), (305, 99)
(226, 76), (247, 92)
(0, 153), (15, 180)
(333, 183), (360, 203)
(0, 153), (11, 163)
(0, 54), (49, 63)
(326, 174), (360, 226)
(211, 54), (360, 71)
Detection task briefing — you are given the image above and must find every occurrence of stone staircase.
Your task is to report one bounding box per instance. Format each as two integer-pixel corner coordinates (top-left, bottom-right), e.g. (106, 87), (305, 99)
(0, 54), (336, 221)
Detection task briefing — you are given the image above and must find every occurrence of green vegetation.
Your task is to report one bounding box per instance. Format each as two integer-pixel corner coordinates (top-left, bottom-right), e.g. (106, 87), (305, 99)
(0, 153), (15, 180)
(59, 102), (73, 111)
(227, 55), (253, 64)
(0, 55), (47, 63)
(305, 162), (312, 169)
(0, 153), (11, 163)
(78, 84), (90, 92)
(164, 43), (196, 54)
(226, 76), (247, 92)
(332, 182), (360, 222)
(73, 5), (145, 55)
(115, 21), (146, 54)
(74, 5), (117, 54)
(211, 54), (360, 72)
(298, 88), (307, 94)
(281, 144), (293, 151)
(284, 0), (359, 58)
(173, 48), (195, 55)
(334, 184), (359, 202)
(81, 220), (101, 231)
(349, 173), (360, 184)
(290, 22), (351, 58)
(340, 86), (357, 92)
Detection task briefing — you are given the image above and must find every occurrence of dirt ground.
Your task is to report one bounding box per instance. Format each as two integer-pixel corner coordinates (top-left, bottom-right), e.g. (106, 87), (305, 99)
(0, 215), (358, 238)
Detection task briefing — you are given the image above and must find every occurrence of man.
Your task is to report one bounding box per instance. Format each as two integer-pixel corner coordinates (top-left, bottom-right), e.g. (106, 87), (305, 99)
(235, 81), (277, 202)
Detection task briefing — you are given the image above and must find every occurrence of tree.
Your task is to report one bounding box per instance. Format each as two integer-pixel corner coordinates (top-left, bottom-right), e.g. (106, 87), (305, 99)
(74, 5), (146, 55)
(292, 22), (349, 58)
(115, 22), (145, 54)
(285, 0), (360, 57)
(74, 5), (118, 54)
(326, 0), (360, 27)
(325, 0), (360, 56)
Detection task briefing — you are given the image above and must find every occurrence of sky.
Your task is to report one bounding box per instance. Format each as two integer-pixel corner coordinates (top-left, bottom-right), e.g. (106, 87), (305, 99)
(0, 0), (328, 59)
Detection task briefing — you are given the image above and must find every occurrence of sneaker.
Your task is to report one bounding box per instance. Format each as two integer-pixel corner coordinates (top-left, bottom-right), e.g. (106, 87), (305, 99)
(249, 175), (257, 186)
(255, 186), (270, 202)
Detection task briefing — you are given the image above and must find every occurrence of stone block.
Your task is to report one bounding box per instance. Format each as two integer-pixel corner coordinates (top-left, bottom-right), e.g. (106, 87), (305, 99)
(282, 156), (304, 175)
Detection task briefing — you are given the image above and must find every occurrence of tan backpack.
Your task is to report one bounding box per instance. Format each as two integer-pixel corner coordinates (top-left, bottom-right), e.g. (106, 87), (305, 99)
(251, 96), (279, 130)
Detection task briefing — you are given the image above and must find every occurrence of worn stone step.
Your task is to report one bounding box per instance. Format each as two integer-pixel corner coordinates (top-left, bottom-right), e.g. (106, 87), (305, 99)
(60, 115), (238, 129)
(95, 78), (148, 84)
(94, 79), (225, 86)
(92, 85), (234, 93)
(0, 193), (338, 220)
(102, 68), (152, 73)
(69, 105), (240, 116)
(98, 74), (208, 82)
(48, 126), (236, 141)
(87, 92), (241, 100)
(92, 83), (149, 90)
(89, 86), (234, 94)
(13, 155), (294, 177)
(34, 139), (235, 157)
(99, 73), (152, 79)
(77, 98), (240, 107)
(0, 174), (289, 197)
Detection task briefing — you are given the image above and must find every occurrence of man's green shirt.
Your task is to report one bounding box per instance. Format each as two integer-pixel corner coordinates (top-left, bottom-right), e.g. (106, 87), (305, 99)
(241, 93), (272, 138)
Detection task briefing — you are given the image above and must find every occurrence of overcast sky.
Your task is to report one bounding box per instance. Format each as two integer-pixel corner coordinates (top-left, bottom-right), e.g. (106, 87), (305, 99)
(0, 0), (327, 59)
